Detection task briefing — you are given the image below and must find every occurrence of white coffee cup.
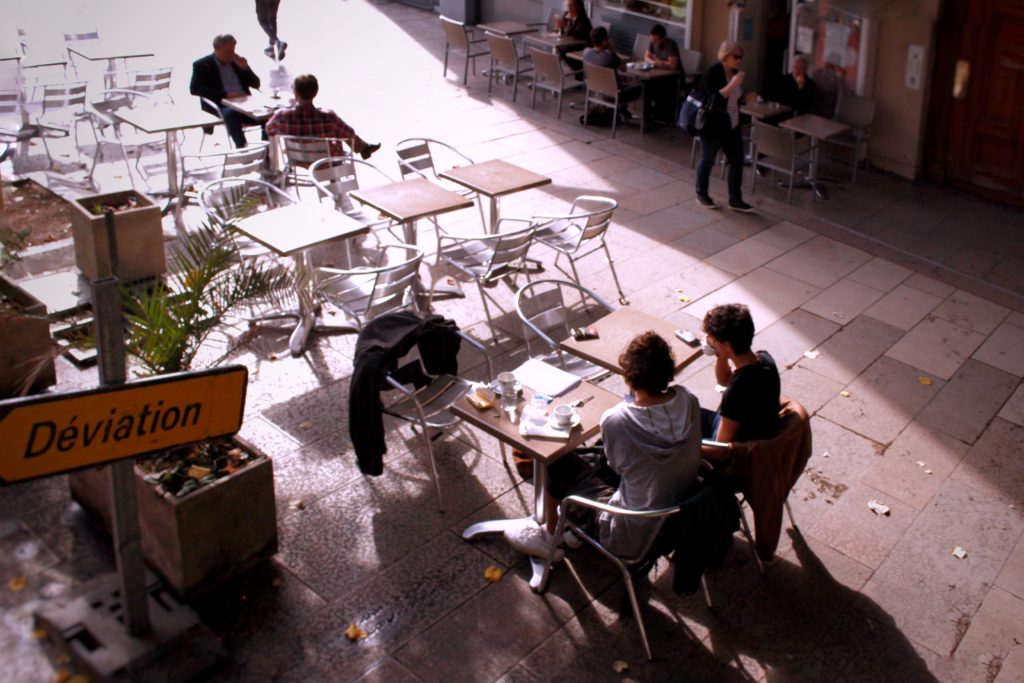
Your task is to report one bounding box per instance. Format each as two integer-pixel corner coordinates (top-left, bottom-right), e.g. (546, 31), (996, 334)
(700, 340), (717, 357)
(497, 371), (516, 393)
(553, 404), (575, 428)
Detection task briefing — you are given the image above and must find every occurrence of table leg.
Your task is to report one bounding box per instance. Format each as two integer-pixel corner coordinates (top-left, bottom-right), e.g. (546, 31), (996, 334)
(488, 196), (499, 233)
(165, 130), (186, 234)
(287, 251), (316, 357)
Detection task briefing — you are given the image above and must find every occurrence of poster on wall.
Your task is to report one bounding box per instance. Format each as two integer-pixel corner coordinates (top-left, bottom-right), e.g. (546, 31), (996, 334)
(797, 25), (814, 54)
(824, 21), (851, 66)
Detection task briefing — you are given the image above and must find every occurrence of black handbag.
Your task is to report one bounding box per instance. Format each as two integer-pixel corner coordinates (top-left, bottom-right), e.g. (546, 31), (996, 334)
(678, 94), (704, 136)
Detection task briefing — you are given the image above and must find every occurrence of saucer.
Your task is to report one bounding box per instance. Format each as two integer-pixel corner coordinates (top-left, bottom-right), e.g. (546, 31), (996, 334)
(548, 414), (581, 430)
(490, 379), (523, 397)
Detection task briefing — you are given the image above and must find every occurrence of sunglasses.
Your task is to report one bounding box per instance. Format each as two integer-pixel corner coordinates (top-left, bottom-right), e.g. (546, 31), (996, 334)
(732, 54), (744, 59)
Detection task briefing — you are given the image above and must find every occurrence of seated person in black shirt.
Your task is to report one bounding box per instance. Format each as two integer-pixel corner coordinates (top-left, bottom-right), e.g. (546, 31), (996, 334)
(777, 54), (817, 115)
(699, 303), (781, 457)
(643, 24), (683, 124)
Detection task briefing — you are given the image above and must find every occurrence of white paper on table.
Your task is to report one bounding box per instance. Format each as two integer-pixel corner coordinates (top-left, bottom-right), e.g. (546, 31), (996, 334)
(519, 419), (572, 440)
(512, 358), (581, 398)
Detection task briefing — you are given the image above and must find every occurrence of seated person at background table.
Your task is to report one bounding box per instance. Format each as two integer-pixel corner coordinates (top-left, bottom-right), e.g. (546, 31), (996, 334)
(558, 0), (593, 76)
(580, 27), (639, 126)
(699, 303), (780, 458)
(503, 331), (703, 558)
(190, 34), (263, 148)
(643, 24), (683, 123)
(265, 73), (380, 159)
(777, 54), (817, 116)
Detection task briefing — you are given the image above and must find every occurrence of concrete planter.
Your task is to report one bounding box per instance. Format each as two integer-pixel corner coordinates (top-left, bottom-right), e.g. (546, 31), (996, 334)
(0, 276), (56, 397)
(68, 436), (278, 600)
(69, 189), (166, 283)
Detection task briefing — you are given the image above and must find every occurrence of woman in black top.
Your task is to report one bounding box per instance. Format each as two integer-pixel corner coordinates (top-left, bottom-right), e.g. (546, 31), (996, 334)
(694, 40), (753, 213)
(558, 0), (593, 75)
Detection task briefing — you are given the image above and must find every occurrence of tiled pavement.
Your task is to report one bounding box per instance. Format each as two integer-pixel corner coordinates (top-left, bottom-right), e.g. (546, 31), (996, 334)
(3, 1), (1024, 681)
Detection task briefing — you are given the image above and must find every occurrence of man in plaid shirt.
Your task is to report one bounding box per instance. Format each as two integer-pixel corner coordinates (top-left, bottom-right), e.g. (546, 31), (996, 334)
(265, 74), (380, 159)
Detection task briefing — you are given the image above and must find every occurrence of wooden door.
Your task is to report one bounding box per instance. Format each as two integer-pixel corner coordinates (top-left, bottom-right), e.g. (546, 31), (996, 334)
(927, 0), (1024, 205)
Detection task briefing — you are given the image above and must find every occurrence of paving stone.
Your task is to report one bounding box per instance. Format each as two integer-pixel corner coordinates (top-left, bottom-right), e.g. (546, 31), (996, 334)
(819, 356), (944, 445)
(998, 383), (1024, 427)
(885, 315), (988, 380)
(749, 220), (816, 251)
(800, 276), (887, 325)
(754, 308), (841, 371)
(917, 358), (1020, 444)
(904, 272), (958, 299)
(794, 313), (903, 384)
(764, 235), (872, 288)
(673, 226), (742, 259)
(974, 322), (1024, 377)
(861, 421), (970, 510)
(684, 265), (820, 331)
(997, 533), (1024, 602)
(353, 657), (423, 683)
(950, 587), (1024, 683)
(780, 366), (847, 415)
(951, 419), (1024, 508)
(0, 475), (71, 521)
(808, 481), (919, 569)
(933, 289), (1010, 336)
(859, 479), (1024, 656)
(847, 256), (913, 291)
(0, 522), (60, 581)
(863, 283), (944, 331)
(705, 236), (787, 275)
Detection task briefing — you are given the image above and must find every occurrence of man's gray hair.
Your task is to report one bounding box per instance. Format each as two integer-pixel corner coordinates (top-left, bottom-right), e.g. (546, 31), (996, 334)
(213, 34), (236, 49)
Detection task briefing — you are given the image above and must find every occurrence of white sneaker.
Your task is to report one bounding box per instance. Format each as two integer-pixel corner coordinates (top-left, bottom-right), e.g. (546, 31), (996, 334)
(503, 524), (565, 561)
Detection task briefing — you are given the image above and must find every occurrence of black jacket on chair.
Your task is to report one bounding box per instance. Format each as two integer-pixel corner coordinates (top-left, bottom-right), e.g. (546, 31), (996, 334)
(349, 311), (461, 476)
(189, 53), (260, 113)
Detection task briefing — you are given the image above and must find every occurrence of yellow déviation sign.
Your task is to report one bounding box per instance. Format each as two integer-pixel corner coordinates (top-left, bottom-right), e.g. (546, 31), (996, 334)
(0, 365), (248, 483)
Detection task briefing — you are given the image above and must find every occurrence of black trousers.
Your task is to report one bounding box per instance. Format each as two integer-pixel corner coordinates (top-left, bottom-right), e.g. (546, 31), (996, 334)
(256, 0), (281, 44)
(696, 123), (745, 204)
(220, 107), (262, 148)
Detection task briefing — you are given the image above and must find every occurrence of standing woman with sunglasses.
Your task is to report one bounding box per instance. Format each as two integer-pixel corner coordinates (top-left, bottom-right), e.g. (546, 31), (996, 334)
(694, 41), (754, 212)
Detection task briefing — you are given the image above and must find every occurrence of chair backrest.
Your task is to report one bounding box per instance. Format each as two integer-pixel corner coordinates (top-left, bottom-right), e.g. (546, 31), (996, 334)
(835, 92), (875, 130)
(321, 244), (423, 322)
(530, 48), (563, 86)
(64, 29), (100, 44)
(395, 138), (436, 180)
(680, 49), (702, 78)
(280, 135), (335, 170)
(90, 89), (154, 127)
(484, 224), (535, 279)
(41, 81), (88, 113)
(440, 15), (470, 50)
(583, 62), (620, 99)
(198, 177), (295, 224)
(199, 96), (224, 121)
(0, 90), (20, 117)
(486, 33), (519, 69)
(311, 156), (359, 204)
(632, 32), (648, 62)
(515, 279), (614, 357)
(221, 143), (269, 179)
(569, 195), (617, 241)
(753, 120), (796, 162)
(130, 67), (173, 95)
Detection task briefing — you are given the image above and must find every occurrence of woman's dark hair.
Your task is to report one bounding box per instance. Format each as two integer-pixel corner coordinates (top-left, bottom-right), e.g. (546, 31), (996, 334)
(569, 0), (589, 19)
(703, 303), (755, 354)
(619, 331), (675, 394)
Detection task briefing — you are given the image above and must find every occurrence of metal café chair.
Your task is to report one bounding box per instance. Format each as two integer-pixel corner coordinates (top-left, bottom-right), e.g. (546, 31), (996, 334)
(279, 134), (353, 195)
(750, 120), (813, 204)
(309, 156), (400, 244)
(582, 62), (643, 138)
(828, 92), (876, 183)
(197, 95), (263, 152)
(88, 88), (160, 189)
(181, 142), (270, 191)
(529, 195), (628, 305)
(514, 279), (613, 381)
(35, 81), (93, 168)
(529, 48), (584, 120)
(440, 15), (489, 86)
(394, 137), (486, 227)
(197, 177), (296, 260)
(485, 33), (533, 103)
(314, 243), (423, 330)
(128, 67), (173, 102)
(430, 219), (536, 342)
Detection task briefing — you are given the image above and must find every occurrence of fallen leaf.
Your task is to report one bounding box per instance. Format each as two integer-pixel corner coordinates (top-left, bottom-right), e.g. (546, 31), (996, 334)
(32, 628), (48, 641)
(840, 390), (851, 398)
(484, 566), (504, 583)
(803, 350), (820, 360)
(918, 376), (934, 386)
(924, 469), (933, 475)
(344, 623), (368, 641)
(290, 499), (306, 511)
(677, 294), (691, 303)
(8, 576), (25, 592)
(831, 311), (845, 319)
(916, 461), (927, 467)
(299, 421), (314, 430)
(822, 451), (830, 458)
(51, 672), (70, 683)
(951, 545), (967, 560)
(612, 660), (630, 673)
(674, 288), (683, 293)
(867, 500), (890, 516)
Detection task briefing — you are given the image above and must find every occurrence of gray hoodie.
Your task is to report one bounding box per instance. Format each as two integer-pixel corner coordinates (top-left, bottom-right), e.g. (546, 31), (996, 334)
(598, 384), (702, 558)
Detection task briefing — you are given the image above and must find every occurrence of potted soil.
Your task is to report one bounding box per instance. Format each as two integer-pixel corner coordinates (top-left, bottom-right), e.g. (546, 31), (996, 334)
(0, 227), (57, 397)
(69, 189), (166, 283)
(69, 223), (293, 599)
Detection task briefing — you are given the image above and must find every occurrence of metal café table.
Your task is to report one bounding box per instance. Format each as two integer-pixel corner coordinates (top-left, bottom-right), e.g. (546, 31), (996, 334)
(476, 21), (538, 37)
(523, 32), (587, 54)
(560, 307), (701, 375)
(780, 113), (851, 199)
(456, 378), (620, 588)
(438, 159), (551, 232)
(219, 91), (288, 122)
(66, 43), (155, 88)
(234, 203), (369, 357)
(349, 177), (474, 245)
(740, 100), (792, 161)
(109, 104), (222, 233)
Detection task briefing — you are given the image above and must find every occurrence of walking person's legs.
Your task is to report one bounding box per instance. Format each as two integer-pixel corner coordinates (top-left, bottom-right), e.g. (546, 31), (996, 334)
(722, 125), (753, 212)
(255, 0), (286, 59)
(695, 134), (723, 208)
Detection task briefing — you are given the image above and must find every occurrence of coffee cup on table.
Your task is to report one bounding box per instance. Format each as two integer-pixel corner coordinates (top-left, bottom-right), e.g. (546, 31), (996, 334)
(497, 371), (516, 394)
(553, 404), (575, 428)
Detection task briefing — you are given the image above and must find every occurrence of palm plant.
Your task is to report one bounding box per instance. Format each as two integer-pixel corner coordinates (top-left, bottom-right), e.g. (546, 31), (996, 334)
(122, 221), (293, 374)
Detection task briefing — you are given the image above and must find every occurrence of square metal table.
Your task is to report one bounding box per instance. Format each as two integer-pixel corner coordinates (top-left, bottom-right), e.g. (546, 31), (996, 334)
(438, 159), (551, 232)
(780, 113), (851, 199)
(110, 105), (222, 233)
(559, 307), (702, 375)
(66, 43), (155, 88)
(234, 203), (369, 357)
(455, 378), (620, 588)
(349, 177), (474, 244)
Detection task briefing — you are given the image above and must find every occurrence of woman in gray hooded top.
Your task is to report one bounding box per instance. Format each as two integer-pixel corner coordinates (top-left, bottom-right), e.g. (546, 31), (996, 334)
(523, 331), (702, 560)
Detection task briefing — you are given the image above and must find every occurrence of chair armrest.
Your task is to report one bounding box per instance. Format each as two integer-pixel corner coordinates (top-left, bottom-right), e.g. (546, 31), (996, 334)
(455, 329), (494, 380)
(493, 216), (534, 233)
(431, 139), (475, 166)
(561, 495), (681, 519)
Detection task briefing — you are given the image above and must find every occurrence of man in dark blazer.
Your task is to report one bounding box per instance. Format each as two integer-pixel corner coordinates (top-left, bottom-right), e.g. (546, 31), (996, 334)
(189, 34), (262, 147)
